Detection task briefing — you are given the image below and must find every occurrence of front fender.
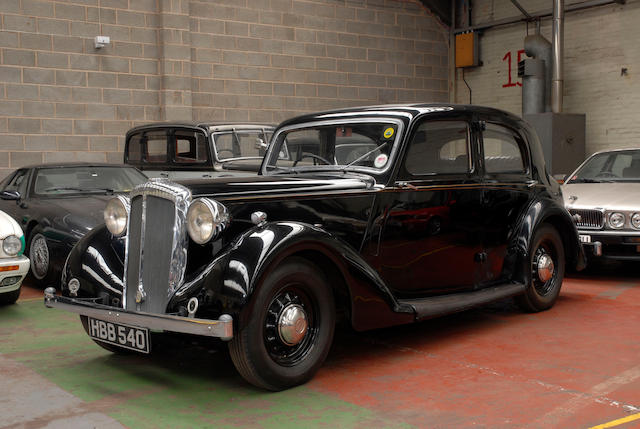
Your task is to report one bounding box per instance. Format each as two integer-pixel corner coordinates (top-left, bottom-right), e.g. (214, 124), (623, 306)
(62, 225), (125, 305)
(170, 221), (413, 328)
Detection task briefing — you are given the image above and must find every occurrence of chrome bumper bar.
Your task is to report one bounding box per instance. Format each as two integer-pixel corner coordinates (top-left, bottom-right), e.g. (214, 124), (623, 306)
(44, 289), (233, 340)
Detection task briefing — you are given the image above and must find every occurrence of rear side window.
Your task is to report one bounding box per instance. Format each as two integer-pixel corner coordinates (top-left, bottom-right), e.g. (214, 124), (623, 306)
(482, 124), (526, 173)
(127, 131), (168, 164)
(404, 121), (470, 176)
(175, 130), (208, 164)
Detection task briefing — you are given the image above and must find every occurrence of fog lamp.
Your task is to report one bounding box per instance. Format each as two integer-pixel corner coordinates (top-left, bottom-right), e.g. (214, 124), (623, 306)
(1, 276), (20, 286)
(68, 278), (80, 297)
(104, 196), (129, 236)
(2, 235), (21, 256)
(608, 212), (625, 229)
(186, 198), (230, 244)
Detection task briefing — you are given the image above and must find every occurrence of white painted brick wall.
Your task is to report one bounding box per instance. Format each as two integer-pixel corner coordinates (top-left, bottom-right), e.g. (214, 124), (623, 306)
(455, 1), (640, 158)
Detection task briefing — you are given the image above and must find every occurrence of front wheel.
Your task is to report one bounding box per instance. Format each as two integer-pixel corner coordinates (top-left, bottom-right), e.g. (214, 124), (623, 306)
(27, 226), (55, 287)
(229, 257), (336, 391)
(516, 223), (565, 312)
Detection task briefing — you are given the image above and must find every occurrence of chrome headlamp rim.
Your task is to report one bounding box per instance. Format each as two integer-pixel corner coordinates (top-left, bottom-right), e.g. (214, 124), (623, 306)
(608, 212), (625, 229)
(186, 198), (230, 245)
(631, 213), (640, 229)
(104, 195), (130, 237)
(2, 234), (22, 256)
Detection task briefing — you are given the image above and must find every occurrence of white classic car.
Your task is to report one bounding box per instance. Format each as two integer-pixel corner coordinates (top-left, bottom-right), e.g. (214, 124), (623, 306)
(0, 209), (29, 304)
(563, 148), (640, 261)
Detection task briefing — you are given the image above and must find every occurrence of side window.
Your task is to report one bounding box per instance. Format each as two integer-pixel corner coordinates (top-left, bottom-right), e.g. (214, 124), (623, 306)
(146, 131), (167, 163)
(175, 130), (208, 164)
(404, 121), (470, 176)
(5, 169), (29, 195)
(126, 131), (167, 164)
(482, 123), (526, 174)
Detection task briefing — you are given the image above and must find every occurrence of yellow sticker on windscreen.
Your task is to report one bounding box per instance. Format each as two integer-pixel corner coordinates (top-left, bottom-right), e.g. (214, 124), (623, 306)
(383, 127), (395, 139)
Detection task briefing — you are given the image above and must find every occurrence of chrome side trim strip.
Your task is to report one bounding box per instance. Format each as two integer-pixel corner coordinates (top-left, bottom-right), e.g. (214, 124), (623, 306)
(44, 294), (233, 340)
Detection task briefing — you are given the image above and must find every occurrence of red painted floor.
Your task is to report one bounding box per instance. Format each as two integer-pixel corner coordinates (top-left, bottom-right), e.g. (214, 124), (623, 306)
(17, 260), (640, 428)
(309, 261), (640, 428)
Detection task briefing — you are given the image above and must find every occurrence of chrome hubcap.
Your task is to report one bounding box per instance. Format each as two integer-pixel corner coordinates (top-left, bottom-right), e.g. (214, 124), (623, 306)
(536, 253), (554, 283)
(277, 304), (308, 346)
(30, 235), (49, 280)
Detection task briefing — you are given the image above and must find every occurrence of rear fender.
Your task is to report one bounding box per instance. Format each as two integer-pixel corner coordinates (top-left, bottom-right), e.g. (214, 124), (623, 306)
(512, 199), (586, 285)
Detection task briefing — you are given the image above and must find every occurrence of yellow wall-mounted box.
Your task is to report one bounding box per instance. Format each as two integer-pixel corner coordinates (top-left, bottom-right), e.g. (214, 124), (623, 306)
(455, 32), (479, 68)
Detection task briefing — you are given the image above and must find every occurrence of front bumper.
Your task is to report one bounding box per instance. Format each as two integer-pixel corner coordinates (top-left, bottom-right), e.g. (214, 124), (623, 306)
(578, 230), (640, 260)
(0, 255), (30, 293)
(44, 290), (233, 340)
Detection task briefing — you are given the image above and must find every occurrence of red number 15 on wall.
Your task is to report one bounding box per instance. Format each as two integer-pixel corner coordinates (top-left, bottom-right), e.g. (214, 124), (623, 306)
(503, 49), (525, 88)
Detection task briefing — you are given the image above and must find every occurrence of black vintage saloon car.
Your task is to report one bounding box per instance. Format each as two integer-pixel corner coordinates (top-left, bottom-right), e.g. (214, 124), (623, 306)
(45, 104), (585, 390)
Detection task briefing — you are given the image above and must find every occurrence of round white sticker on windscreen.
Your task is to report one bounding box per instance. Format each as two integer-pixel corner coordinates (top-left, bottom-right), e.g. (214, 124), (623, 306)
(374, 153), (388, 168)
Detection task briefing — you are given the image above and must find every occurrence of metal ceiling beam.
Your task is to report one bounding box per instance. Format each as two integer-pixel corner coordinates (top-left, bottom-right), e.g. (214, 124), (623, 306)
(454, 0), (624, 33)
(510, 0), (532, 19)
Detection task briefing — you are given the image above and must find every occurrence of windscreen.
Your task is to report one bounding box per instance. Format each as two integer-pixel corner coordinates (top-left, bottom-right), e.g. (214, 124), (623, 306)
(34, 167), (148, 196)
(213, 129), (274, 161)
(264, 121), (400, 173)
(567, 150), (640, 183)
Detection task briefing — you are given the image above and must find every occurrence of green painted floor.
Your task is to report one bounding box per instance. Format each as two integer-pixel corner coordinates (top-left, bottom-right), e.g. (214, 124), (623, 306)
(0, 299), (406, 428)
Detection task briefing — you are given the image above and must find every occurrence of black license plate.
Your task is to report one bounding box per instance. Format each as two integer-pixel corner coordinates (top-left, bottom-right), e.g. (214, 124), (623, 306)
(87, 317), (150, 353)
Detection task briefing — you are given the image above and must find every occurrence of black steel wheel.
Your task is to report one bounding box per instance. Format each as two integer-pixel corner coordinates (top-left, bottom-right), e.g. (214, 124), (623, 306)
(516, 223), (565, 312)
(229, 257), (335, 391)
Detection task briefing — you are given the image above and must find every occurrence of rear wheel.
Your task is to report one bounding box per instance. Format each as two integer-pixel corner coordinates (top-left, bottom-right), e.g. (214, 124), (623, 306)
(229, 257), (336, 390)
(0, 287), (20, 305)
(516, 224), (565, 312)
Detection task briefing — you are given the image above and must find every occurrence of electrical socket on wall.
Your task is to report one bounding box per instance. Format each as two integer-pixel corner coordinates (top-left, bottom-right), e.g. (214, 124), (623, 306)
(94, 36), (110, 49)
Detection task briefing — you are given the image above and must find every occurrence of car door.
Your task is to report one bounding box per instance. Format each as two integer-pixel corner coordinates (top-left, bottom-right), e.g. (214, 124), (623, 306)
(478, 117), (534, 285)
(0, 169), (31, 223)
(371, 114), (485, 297)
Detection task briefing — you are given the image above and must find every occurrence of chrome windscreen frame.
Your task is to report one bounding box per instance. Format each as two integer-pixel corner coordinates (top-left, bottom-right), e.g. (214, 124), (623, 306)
(123, 179), (192, 309)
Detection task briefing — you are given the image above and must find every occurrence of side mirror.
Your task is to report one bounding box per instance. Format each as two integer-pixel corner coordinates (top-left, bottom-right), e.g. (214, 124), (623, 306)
(254, 138), (268, 151)
(0, 190), (20, 200)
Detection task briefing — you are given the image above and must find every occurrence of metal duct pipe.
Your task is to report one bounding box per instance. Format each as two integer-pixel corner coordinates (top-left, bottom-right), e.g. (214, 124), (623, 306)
(524, 34), (552, 112)
(552, 0), (564, 112)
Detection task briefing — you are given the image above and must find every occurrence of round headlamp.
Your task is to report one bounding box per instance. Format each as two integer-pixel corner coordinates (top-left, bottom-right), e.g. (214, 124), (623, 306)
(2, 235), (22, 256)
(104, 196), (130, 236)
(186, 198), (230, 244)
(632, 213), (640, 229)
(608, 212), (625, 229)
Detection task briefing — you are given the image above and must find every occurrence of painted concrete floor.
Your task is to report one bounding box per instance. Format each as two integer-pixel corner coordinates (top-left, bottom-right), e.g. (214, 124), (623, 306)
(1, 262), (639, 429)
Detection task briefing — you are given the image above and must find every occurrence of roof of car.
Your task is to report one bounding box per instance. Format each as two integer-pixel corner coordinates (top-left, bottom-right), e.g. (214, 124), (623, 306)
(126, 122), (276, 135)
(277, 103), (522, 128)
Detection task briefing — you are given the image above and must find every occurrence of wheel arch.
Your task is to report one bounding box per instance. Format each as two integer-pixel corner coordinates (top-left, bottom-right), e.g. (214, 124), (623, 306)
(208, 221), (413, 331)
(542, 212), (585, 272)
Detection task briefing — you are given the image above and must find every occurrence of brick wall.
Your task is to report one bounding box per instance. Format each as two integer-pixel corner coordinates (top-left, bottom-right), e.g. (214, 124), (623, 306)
(454, 1), (640, 158)
(0, 0), (449, 179)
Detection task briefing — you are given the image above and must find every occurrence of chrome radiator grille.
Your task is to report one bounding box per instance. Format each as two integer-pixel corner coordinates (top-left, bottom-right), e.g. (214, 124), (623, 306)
(124, 181), (191, 313)
(569, 209), (604, 229)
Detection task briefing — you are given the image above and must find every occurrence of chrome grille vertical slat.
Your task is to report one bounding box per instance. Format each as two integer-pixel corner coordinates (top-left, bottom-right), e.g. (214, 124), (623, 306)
(123, 180), (191, 313)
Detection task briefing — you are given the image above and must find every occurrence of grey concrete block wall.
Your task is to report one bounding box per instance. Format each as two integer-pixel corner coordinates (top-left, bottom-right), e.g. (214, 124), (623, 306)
(0, 0), (449, 178)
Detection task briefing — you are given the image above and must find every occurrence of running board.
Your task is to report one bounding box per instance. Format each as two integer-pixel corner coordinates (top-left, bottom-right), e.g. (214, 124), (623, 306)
(398, 282), (526, 321)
